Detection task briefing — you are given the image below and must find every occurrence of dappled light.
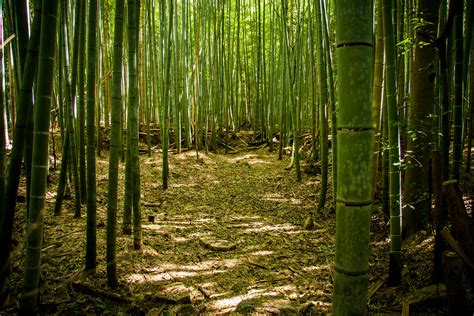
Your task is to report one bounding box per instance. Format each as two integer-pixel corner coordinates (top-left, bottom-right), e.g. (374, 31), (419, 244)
(127, 269), (227, 283)
(241, 223), (303, 234)
(1, 0), (472, 314)
(227, 154), (272, 166)
(109, 149), (337, 314)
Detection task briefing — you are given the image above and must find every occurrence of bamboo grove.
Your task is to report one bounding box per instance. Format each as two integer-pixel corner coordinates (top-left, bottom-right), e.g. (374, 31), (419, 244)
(0, 0), (473, 314)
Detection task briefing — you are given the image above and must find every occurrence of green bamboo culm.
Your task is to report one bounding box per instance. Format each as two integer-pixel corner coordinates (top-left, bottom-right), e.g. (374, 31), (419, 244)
(68, 0), (84, 217)
(382, 0), (402, 286)
(451, 0), (464, 180)
(0, 0), (6, 304)
(371, 1), (383, 202)
(333, 0), (374, 314)
(19, 0), (59, 313)
(85, 0), (98, 274)
(127, 0), (142, 250)
(78, 0), (87, 205)
(0, 0), (7, 306)
(321, 0), (337, 201)
(107, 0), (125, 289)
(11, 0), (28, 79)
(54, 0), (81, 218)
(162, 0), (173, 190)
(316, 0), (328, 213)
(0, 2), (42, 304)
(467, 2), (474, 174)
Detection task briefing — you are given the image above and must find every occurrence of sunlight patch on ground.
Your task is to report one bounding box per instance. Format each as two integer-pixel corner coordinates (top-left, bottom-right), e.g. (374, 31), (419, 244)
(126, 269), (227, 283)
(194, 218), (217, 223)
(284, 230), (306, 235)
(227, 154), (271, 165)
(170, 182), (199, 188)
(245, 250), (274, 257)
(149, 218), (215, 225)
(229, 215), (262, 221)
(302, 264), (331, 272)
(261, 193), (302, 205)
(289, 198), (302, 205)
(273, 284), (297, 293)
(188, 232), (212, 238)
(415, 235), (434, 250)
(228, 154), (258, 162)
(310, 301), (332, 308)
(372, 238), (391, 247)
(241, 223), (300, 234)
(143, 158), (157, 165)
(262, 193), (287, 203)
(143, 224), (187, 230)
(206, 288), (282, 312)
(158, 258), (242, 272)
(227, 222), (261, 228)
(171, 214), (210, 220)
(171, 236), (189, 243)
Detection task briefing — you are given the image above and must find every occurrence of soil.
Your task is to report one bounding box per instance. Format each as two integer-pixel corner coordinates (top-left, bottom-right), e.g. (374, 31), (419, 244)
(2, 140), (469, 315)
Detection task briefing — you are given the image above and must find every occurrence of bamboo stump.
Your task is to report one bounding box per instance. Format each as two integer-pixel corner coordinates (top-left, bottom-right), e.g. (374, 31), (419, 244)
(443, 251), (474, 314)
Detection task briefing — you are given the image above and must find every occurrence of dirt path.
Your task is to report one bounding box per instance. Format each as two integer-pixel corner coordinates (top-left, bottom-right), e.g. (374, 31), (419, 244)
(124, 149), (335, 314)
(6, 148), (446, 315)
(6, 148), (336, 314)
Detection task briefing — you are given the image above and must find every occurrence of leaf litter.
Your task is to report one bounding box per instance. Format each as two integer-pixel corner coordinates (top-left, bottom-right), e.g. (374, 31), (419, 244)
(3, 145), (457, 314)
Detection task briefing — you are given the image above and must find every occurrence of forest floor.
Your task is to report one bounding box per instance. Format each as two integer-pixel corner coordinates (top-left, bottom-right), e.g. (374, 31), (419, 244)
(4, 137), (466, 315)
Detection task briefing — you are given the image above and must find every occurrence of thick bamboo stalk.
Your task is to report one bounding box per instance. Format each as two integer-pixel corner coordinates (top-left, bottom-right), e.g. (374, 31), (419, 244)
(333, 0), (374, 313)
